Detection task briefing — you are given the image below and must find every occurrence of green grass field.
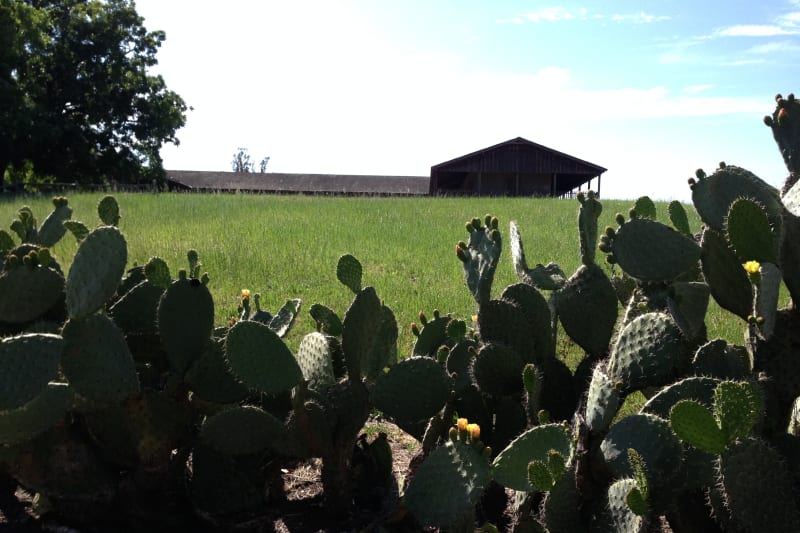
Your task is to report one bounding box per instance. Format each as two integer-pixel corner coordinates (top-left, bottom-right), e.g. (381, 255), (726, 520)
(0, 192), (756, 358)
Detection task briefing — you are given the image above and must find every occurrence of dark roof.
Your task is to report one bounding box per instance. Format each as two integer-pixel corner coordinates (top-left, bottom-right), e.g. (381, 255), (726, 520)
(431, 137), (607, 175)
(166, 171), (430, 196)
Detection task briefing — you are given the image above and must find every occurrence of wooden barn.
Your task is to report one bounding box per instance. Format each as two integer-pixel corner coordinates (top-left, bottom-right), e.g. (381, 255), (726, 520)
(429, 137), (606, 197)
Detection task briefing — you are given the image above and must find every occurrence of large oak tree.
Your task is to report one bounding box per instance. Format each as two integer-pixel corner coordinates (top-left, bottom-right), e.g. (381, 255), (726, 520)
(0, 0), (187, 185)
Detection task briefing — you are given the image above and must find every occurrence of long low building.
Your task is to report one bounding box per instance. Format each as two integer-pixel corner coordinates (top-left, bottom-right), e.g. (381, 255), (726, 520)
(166, 137), (606, 197)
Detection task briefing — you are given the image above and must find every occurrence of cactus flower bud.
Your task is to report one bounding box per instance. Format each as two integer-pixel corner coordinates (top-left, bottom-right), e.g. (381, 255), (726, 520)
(465, 221), (475, 233)
(490, 229), (501, 242)
(615, 213), (626, 226)
(467, 423), (481, 440)
(484, 214), (492, 227)
(695, 168), (706, 179)
(482, 446), (492, 460)
(577, 191), (586, 203)
(201, 272), (210, 285)
(490, 217), (499, 230)
(472, 217), (482, 229)
(778, 107), (789, 125)
(241, 289), (251, 299)
(38, 248), (52, 267)
(764, 115), (774, 127)
(719, 161), (726, 169)
(457, 418), (469, 432)
(436, 345), (449, 363)
(411, 322), (420, 336)
(433, 309), (440, 319)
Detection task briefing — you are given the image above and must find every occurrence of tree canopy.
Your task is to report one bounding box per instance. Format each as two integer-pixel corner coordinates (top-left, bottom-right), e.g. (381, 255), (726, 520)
(0, 0), (187, 186)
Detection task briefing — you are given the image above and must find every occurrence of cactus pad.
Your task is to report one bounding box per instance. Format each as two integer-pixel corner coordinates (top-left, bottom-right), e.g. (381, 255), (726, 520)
(641, 376), (719, 418)
(477, 299), (536, 364)
(143, 256), (171, 289)
(500, 283), (554, 361)
(336, 253), (362, 293)
(609, 217), (700, 282)
(471, 342), (523, 396)
(0, 333), (63, 410)
(224, 320), (303, 394)
(296, 332), (336, 387)
(607, 478), (646, 533)
(0, 260), (65, 324)
(341, 286), (384, 380)
(61, 313), (140, 404)
(267, 298), (302, 338)
(308, 303), (343, 336)
(509, 221), (566, 290)
(184, 340), (249, 404)
(200, 405), (289, 456)
(0, 383), (72, 445)
(608, 313), (684, 393)
(699, 227), (753, 320)
(36, 203), (72, 248)
(97, 196), (120, 226)
(492, 424), (572, 492)
(600, 414), (683, 490)
(555, 263), (618, 357)
(66, 226), (128, 320)
(668, 200), (692, 236)
(726, 198), (779, 264)
(108, 280), (164, 336)
(412, 314), (450, 357)
(713, 380), (761, 443)
(669, 400), (726, 455)
(404, 438), (490, 528)
(717, 437), (800, 532)
(585, 364), (621, 434)
(373, 356), (450, 422)
(157, 277), (215, 374)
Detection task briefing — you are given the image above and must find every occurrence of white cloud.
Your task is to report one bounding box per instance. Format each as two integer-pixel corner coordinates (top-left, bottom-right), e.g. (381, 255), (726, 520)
(745, 40), (800, 54)
(611, 12), (670, 24)
(683, 84), (713, 94)
(714, 24), (796, 37)
(524, 7), (580, 22)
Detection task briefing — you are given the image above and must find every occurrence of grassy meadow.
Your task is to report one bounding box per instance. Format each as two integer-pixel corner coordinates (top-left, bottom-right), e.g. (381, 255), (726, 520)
(0, 191), (759, 359)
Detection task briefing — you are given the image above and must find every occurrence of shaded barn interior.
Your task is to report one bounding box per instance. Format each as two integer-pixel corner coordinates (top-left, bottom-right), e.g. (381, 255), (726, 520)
(430, 137), (606, 197)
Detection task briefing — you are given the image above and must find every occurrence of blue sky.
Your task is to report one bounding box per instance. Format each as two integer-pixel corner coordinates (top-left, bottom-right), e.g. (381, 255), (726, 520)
(134, 0), (800, 201)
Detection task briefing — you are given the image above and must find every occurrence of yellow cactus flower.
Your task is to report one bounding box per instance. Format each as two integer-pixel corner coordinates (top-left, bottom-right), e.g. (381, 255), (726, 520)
(467, 423), (481, 440)
(742, 261), (760, 274)
(241, 289), (251, 298)
(471, 314), (478, 323)
(457, 418), (469, 432)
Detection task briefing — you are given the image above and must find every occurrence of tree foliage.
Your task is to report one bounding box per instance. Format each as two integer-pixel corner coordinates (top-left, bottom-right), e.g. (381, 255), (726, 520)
(0, 0), (187, 185)
(231, 147), (269, 173)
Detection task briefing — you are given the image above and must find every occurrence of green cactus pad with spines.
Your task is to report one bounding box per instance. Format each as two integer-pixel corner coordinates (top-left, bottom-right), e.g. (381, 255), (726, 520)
(341, 286), (383, 380)
(669, 400), (726, 454)
(691, 339), (749, 379)
(62, 220), (90, 243)
(412, 314), (450, 357)
(713, 380), (761, 443)
(157, 276), (215, 374)
(667, 281), (710, 342)
(578, 191), (603, 264)
(668, 200), (692, 236)
(633, 196), (656, 220)
(404, 438), (490, 528)
(0, 333), (63, 410)
(586, 364), (621, 434)
(541, 465), (583, 532)
(184, 340), (249, 404)
(641, 376), (719, 418)
(296, 332), (336, 387)
(462, 220), (502, 305)
(36, 203), (72, 248)
(143, 256), (171, 289)
(0, 383), (72, 446)
(492, 423), (572, 492)
(784, 179), (800, 216)
(608, 312), (684, 393)
(108, 280), (164, 336)
(609, 217), (701, 282)
(691, 164), (783, 231)
(0, 229), (14, 252)
(200, 405), (290, 456)
(500, 283), (555, 361)
(766, 93), (800, 176)
(754, 262), (781, 339)
(789, 396), (800, 435)
(446, 339), (479, 394)
(699, 227), (753, 320)
(509, 221), (566, 290)
(717, 437), (800, 532)
(471, 342), (524, 396)
(97, 195), (120, 226)
(336, 253), (362, 293)
(267, 298), (301, 338)
(373, 356), (450, 422)
(491, 395), (528, 452)
(607, 479), (646, 533)
(539, 357), (578, 422)
(555, 263), (618, 357)
(600, 414), (683, 490)
(362, 304), (398, 380)
(477, 299), (536, 364)
(224, 320), (303, 394)
(116, 265), (145, 297)
(725, 198), (779, 264)
(778, 205), (800, 306)
(65, 226), (127, 320)
(61, 313), (140, 405)
(0, 260), (65, 324)
(309, 303), (343, 336)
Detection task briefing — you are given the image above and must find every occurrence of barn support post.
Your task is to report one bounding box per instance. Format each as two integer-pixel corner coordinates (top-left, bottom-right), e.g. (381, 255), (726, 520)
(551, 173), (558, 198)
(477, 172), (482, 195)
(597, 174), (601, 197)
(515, 172), (520, 196)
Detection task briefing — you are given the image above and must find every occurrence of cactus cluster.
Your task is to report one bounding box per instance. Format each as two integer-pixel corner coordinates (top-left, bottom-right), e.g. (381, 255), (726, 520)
(3, 91), (800, 531)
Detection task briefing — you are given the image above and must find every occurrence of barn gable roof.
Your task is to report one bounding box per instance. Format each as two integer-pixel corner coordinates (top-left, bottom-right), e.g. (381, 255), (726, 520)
(431, 137), (606, 175)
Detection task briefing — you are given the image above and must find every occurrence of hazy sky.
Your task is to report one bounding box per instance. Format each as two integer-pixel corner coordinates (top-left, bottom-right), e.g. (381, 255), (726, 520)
(134, 0), (800, 201)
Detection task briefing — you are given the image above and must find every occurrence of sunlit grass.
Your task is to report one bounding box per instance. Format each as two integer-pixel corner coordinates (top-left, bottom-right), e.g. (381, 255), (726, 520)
(0, 191), (750, 358)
